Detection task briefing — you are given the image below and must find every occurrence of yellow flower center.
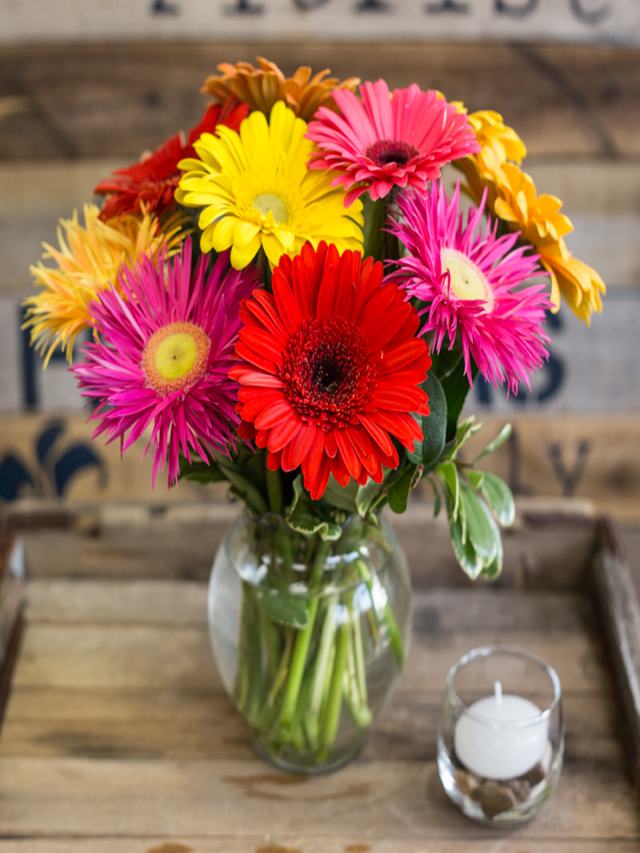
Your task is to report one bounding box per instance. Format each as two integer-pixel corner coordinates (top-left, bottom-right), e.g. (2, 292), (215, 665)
(441, 248), (494, 313)
(252, 193), (289, 225)
(142, 321), (211, 396)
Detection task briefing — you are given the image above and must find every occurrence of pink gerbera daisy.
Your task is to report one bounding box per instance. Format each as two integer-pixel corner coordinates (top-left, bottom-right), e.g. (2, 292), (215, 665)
(306, 80), (480, 206)
(390, 182), (552, 395)
(72, 237), (259, 487)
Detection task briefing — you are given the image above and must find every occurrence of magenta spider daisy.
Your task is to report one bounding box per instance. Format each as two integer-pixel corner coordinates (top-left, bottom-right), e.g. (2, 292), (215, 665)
(390, 182), (552, 395)
(72, 237), (259, 488)
(306, 80), (480, 206)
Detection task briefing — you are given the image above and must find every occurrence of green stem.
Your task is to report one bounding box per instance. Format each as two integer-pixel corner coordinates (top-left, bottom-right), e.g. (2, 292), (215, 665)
(259, 607), (283, 683)
(384, 601), (405, 671)
(256, 629), (294, 732)
(356, 558), (404, 671)
(234, 583), (264, 725)
(278, 540), (331, 730)
(265, 464), (283, 515)
(320, 609), (351, 753)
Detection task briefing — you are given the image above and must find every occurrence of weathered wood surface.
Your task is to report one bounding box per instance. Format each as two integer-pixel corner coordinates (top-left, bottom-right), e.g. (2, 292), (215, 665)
(0, 43), (639, 161)
(6, 499), (599, 588)
(0, 844), (638, 853)
(1, 579), (639, 845)
(2, 0), (639, 46)
(592, 523), (640, 788)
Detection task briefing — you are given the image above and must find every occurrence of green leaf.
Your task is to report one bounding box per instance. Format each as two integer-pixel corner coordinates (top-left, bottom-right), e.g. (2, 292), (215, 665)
(466, 470), (485, 490)
(473, 423), (513, 464)
(426, 476), (442, 518)
(255, 585), (309, 629)
(450, 513), (483, 580)
(286, 475), (342, 541)
(480, 472), (516, 527)
(356, 478), (384, 519)
(479, 497), (504, 580)
(321, 475), (359, 513)
(179, 458), (226, 484)
(437, 460), (459, 522)
(460, 483), (498, 563)
(440, 356), (477, 442)
(407, 372), (447, 472)
(429, 347), (463, 381)
(217, 461), (268, 516)
(450, 415), (484, 459)
(387, 463), (418, 514)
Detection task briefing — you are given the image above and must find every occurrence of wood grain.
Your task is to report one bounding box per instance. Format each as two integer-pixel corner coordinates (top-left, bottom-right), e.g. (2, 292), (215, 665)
(0, 686), (623, 765)
(1, 757), (638, 839)
(13, 500), (599, 589)
(1, 516), (638, 845)
(0, 43), (638, 161)
(0, 842), (638, 853)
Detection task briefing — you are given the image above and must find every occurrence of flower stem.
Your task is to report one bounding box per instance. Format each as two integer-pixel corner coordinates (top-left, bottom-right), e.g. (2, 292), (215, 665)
(278, 540), (331, 731)
(356, 558), (404, 670)
(319, 599), (352, 754)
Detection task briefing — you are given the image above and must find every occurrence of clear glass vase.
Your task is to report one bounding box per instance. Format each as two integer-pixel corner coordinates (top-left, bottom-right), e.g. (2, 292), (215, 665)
(208, 510), (412, 774)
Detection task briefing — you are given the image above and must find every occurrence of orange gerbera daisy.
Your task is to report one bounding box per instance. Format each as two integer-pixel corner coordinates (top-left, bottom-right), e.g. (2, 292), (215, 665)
(455, 147), (605, 323)
(202, 57), (360, 121)
(230, 242), (431, 500)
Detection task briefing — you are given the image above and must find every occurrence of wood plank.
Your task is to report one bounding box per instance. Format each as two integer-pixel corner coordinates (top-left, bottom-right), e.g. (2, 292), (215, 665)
(460, 416), (640, 524)
(0, 44), (638, 161)
(24, 581), (596, 631)
(16, 500), (599, 588)
(0, 687), (622, 765)
(0, 841), (638, 853)
(592, 540), (640, 788)
(2, 0), (639, 46)
(9, 621), (611, 694)
(0, 758), (637, 839)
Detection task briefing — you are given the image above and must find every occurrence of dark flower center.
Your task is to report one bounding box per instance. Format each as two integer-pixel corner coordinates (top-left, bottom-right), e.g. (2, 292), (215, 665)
(280, 317), (377, 431)
(365, 139), (419, 168)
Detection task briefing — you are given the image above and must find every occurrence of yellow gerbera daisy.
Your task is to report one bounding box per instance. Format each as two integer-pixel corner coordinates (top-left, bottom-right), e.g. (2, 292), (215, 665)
(177, 100), (364, 270)
(467, 110), (527, 170)
(455, 147), (605, 324)
(24, 205), (183, 365)
(202, 57), (360, 121)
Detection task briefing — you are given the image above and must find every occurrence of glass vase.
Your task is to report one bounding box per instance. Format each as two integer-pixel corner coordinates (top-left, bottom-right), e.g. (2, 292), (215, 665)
(208, 510), (412, 774)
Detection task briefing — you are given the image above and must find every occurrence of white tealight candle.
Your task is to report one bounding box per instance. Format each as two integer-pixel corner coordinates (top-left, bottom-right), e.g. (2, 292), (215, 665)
(454, 681), (548, 780)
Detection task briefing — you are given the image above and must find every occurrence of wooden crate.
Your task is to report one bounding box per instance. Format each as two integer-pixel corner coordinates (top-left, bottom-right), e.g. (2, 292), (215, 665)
(0, 498), (639, 850)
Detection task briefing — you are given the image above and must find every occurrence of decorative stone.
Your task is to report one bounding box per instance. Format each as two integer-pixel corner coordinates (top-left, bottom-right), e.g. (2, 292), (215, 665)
(506, 778), (532, 802)
(478, 781), (517, 819)
(453, 768), (481, 801)
(521, 762), (546, 787)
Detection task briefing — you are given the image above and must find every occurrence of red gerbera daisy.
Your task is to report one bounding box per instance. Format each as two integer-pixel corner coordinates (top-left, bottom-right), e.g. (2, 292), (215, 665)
(230, 242), (431, 500)
(95, 98), (249, 221)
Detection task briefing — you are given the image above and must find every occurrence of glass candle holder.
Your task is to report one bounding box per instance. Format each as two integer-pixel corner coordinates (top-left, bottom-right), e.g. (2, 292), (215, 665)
(438, 645), (563, 827)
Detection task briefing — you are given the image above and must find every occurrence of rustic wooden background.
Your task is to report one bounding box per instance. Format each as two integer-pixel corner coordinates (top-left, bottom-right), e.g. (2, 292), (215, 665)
(1, 40), (639, 518)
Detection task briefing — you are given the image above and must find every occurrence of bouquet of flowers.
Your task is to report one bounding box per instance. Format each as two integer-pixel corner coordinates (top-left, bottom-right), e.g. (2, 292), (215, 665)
(24, 58), (605, 771)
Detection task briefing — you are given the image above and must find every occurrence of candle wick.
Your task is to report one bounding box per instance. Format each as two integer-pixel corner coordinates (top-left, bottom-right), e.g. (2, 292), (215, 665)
(494, 680), (503, 704)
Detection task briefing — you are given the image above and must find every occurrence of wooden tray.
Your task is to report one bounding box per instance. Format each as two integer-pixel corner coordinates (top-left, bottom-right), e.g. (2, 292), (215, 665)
(0, 498), (639, 851)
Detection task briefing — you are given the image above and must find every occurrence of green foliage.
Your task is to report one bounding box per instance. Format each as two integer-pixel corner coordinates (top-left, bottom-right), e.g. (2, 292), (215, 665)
(321, 476), (359, 513)
(179, 457), (226, 484)
(362, 193), (387, 264)
(286, 475), (342, 541)
(254, 576), (310, 629)
(407, 372), (447, 473)
(430, 419), (517, 581)
(439, 356), (477, 442)
(387, 463), (420, 514)
(473, 423), (513, 463)
(479, 472), (516, 526)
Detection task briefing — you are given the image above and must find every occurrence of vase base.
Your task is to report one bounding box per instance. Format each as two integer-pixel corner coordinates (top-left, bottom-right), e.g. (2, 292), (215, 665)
(251, 730), (368, 776)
